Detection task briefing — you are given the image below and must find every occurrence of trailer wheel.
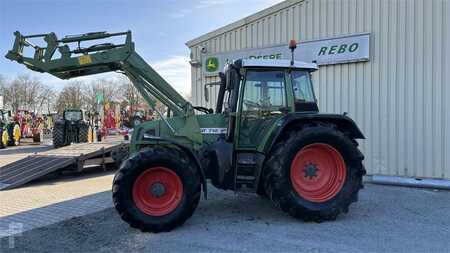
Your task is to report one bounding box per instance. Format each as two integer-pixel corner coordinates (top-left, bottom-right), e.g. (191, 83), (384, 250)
(262, 124), (365, 222)
(53, 122), (66, 148)
(113, 147), (201, 232)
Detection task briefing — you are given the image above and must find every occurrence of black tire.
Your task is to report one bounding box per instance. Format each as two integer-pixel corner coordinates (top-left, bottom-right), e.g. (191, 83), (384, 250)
(7, 123), (16, 146)
(32, 131), (41, 143)
(53, 122), (66, 148)
(0, 128), (4, 149)
(78, 123), (89, 143)
(262, 123), (365, 222)
(112, 147), (201, 232)
(111, 145), (129, 169)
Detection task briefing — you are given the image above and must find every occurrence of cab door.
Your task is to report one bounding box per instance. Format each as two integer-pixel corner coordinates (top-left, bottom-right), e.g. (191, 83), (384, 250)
(235, 69), (290, 151)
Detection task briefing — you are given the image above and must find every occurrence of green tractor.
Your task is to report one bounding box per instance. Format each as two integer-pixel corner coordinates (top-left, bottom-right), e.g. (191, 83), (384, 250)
(0, 110), (11, 148)
(53, 109), (89, 148)
(6, 31), (365, 232)
(0, 110), (17, 147)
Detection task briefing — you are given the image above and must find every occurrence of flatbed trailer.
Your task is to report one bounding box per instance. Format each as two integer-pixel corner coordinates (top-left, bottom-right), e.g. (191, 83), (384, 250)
(0, 141), (128, 190)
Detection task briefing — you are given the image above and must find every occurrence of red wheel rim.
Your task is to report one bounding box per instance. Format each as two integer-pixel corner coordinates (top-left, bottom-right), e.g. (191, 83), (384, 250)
(290, 143), (346, 203)
(132, 167), (183, 216)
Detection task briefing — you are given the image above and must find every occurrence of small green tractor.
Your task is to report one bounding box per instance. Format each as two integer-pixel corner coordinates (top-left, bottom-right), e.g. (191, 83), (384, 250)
(0, 110), (17, 147)
(0, 110), (12, 148)
(53, 109), (89, 148)
(6, 31), (365, 232)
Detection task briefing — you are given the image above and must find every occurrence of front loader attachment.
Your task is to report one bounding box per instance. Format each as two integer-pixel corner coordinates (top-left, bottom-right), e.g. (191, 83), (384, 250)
(5, 31), (193, 117)
(6, 30), (203, 145)
(5, 31), (132, 79)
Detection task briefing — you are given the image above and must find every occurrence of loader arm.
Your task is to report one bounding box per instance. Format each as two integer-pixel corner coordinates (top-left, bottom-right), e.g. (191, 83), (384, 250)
(5, 31), (202, 144)
(5, 31), (190, 116)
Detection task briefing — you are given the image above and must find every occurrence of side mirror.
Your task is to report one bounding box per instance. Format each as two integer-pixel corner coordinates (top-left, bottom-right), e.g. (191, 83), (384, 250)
(219, 72), (226, 88)
(204, 84), (209, 102)
(204, 76), (225, 103)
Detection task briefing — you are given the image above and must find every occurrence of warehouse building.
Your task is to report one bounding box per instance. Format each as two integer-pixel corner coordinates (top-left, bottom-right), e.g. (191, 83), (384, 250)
(186, 0), (450, 182)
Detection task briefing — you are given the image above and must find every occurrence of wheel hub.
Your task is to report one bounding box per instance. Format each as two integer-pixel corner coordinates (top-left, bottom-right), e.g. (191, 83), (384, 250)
(303, 162), (319, 179)
(132, 167), (183, 216)
(150, 182), (166, 198)
(290, 143), (346, 203)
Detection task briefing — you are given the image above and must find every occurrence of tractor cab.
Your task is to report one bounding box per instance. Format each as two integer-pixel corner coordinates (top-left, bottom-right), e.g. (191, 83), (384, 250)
(221, 58), (319, 113)
(211, 59), (320, 150)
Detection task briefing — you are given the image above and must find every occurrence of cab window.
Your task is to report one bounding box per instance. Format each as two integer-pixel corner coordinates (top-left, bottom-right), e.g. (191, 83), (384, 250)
(292, 70), (315, 103)
(238, 70), (286, 148)
(241, 70), (286, 112)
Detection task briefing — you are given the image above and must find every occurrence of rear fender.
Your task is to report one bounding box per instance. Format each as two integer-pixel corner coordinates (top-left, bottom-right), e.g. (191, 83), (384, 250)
(263, 113), (365, 154)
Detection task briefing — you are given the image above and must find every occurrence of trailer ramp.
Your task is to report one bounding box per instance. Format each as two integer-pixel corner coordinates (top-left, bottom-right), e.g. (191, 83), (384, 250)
(0, 141), (128, 190)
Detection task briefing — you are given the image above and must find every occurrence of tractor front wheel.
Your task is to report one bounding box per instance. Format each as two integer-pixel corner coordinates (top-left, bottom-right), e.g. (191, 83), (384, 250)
(263, 124), (365, 222)
(112, 147), (201, 232)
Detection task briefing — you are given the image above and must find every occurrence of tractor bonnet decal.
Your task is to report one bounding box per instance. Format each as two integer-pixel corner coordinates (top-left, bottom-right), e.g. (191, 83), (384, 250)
(200, 128), (227, 134)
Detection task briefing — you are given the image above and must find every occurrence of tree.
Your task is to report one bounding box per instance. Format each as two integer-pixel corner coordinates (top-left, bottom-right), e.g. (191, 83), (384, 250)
(117, 76), (144, 110)
(2, 75), (54, 114)
(116, 76), (168, 118)
(84, 78), (122, 113)
(55, 81), (84, 113)
(36, 86), (56, 114)
(0, 75), (5, 109)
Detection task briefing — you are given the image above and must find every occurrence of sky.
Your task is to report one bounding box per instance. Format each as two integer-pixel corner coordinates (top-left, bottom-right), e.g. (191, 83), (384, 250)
(0, 0), (283, 96)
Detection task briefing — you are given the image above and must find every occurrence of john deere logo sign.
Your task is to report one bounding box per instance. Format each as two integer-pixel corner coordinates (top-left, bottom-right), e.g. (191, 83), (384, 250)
(202, 33), (370, 75)
(205, 57), (219, 72)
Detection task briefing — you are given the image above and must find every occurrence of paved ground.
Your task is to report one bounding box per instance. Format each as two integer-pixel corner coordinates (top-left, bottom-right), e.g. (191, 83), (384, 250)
(0, 171), (114, 218)
(0, 136), (124, 240)
(1, 183), (449, 253)
(0, 171), (114, 238)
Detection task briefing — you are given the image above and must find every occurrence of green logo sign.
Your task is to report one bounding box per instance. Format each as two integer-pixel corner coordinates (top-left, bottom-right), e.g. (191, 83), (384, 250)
(205, 57), (219, 72)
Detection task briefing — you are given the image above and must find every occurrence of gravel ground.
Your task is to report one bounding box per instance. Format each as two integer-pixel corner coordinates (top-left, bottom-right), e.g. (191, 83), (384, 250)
(1, 183), (449, 253)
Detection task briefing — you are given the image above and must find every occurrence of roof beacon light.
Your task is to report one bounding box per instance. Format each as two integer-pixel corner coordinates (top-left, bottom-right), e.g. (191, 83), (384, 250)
(289, 39), (297, 66)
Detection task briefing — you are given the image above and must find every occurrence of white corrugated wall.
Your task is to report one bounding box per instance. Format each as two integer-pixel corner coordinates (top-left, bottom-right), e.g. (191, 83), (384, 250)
(188, 0), (450, 180)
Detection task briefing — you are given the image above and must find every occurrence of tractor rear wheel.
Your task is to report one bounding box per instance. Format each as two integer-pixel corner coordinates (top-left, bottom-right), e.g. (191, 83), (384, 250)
(112, 147), (201, 232)
(53, 122), (66, 148)
(7, 123), (16, 146)
(78, 123), (89, 143)
(263, 123), (365, 222)
(0, 128), (4, 149)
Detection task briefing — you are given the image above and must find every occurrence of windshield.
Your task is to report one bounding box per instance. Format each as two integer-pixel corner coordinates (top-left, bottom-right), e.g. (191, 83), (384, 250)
(64, 111), (82, 121)
(242, 70), (286, 113)
(292, 70), (315, 103)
